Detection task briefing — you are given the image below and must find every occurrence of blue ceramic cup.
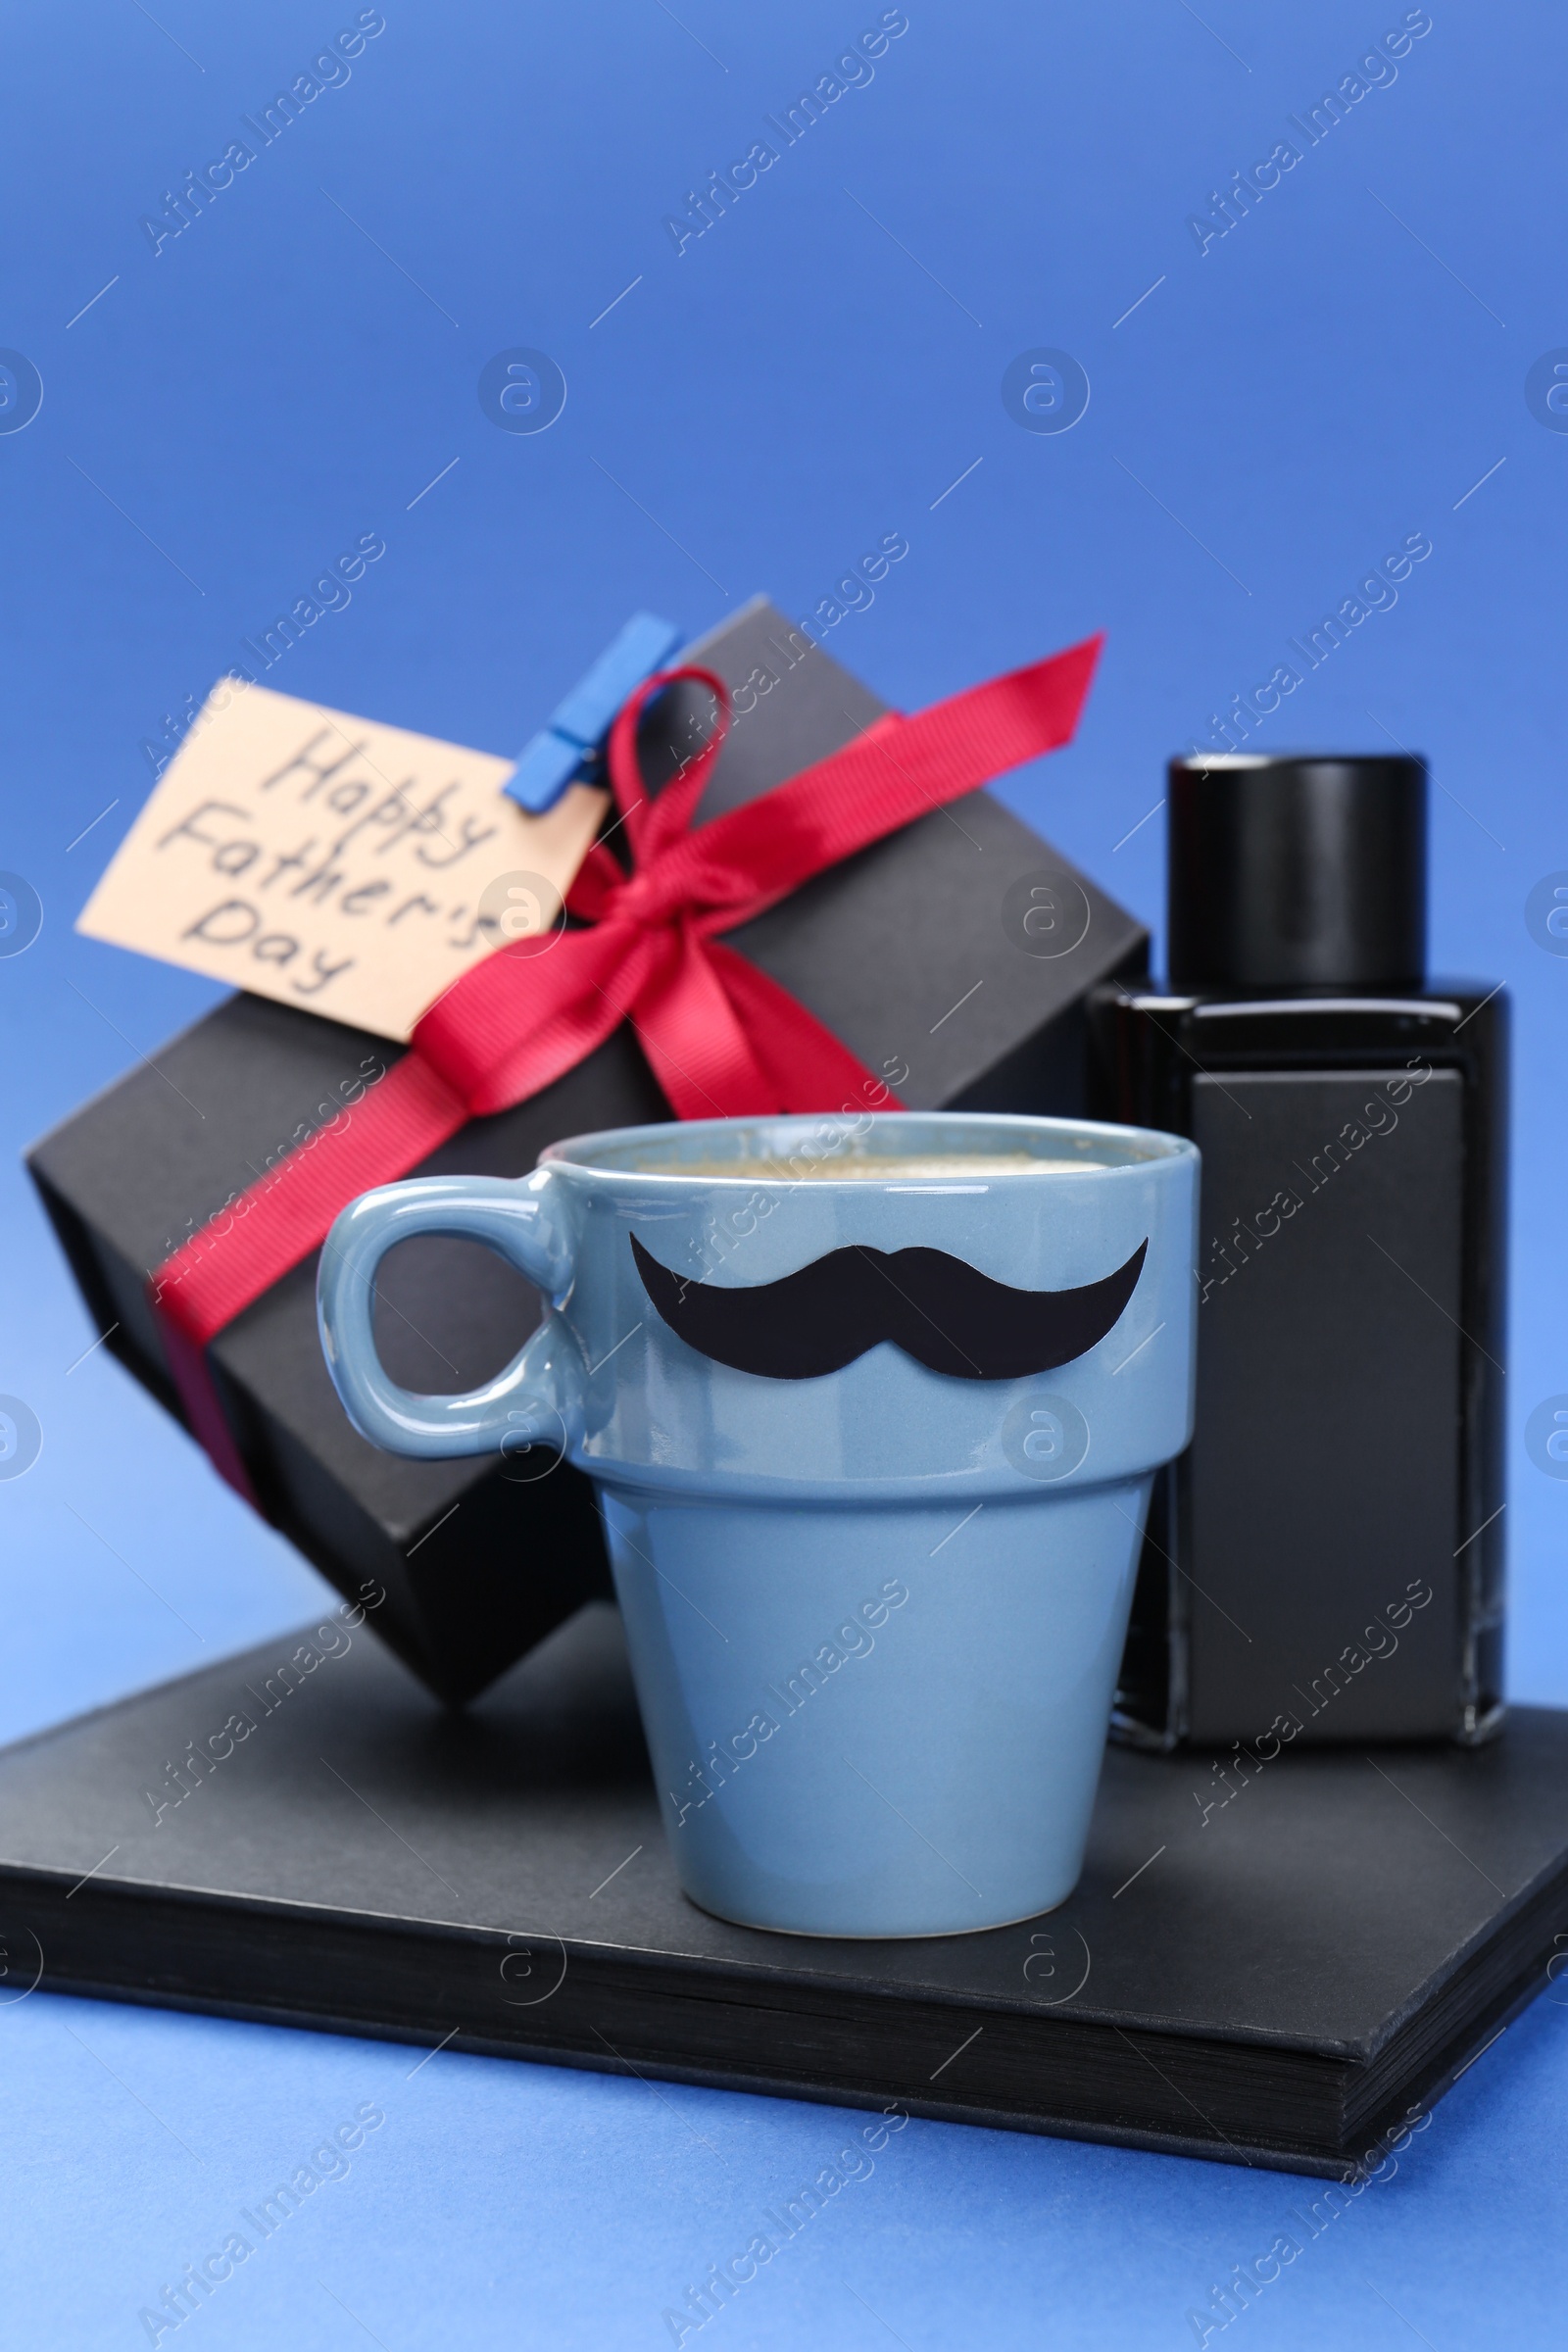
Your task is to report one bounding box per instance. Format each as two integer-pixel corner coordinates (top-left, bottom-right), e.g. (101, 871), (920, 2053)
(318, 1111), (1198, 1937)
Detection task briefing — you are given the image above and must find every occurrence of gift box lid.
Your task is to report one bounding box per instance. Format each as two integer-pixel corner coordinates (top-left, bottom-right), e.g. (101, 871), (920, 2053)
(28, 601), (1147, 1704)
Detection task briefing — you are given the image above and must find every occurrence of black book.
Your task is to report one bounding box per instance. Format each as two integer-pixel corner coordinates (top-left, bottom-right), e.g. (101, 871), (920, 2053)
(0, 1601), (1560, 2179)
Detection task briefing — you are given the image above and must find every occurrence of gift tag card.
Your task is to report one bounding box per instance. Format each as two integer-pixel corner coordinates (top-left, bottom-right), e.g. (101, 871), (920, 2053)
(77, 679), (609, 1042)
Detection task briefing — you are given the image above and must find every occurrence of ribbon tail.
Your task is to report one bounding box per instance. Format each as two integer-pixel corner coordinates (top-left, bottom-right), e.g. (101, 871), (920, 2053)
(150, 1050), (469, 1509)
(629, 927), (784, 1118)
(415, 926), (658, 1115)
(674, 632), (1105, 925)
(156, 1052), (468, 1348)
(153, 1307), (268, 1510)
(702, 942), (906, 1116)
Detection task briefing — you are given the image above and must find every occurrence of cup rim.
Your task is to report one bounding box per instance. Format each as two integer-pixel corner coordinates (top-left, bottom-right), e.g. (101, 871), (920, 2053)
(538, 1109), (1198, 1185)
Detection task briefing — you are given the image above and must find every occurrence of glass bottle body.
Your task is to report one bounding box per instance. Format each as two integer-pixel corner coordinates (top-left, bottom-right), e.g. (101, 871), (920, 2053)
(1089, 981), (1507, 1750)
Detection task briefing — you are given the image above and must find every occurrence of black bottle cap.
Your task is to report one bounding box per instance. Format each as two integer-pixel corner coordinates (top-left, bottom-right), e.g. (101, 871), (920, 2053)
(1166, 754), (1427, 991)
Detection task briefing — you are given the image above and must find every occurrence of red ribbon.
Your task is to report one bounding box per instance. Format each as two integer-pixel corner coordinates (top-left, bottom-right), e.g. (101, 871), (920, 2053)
(150, 633), (1102, 1501)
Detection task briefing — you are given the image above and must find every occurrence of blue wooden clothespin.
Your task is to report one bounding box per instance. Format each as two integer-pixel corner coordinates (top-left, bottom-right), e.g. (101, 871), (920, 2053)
(506, 612), (684, 813)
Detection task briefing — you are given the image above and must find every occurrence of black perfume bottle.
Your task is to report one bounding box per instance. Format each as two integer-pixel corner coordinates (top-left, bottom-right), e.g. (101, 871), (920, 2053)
(1090, 755), (1506, 1749)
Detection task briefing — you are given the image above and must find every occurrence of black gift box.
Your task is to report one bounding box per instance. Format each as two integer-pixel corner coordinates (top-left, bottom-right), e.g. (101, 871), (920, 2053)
(29, 600), (1147, 1703)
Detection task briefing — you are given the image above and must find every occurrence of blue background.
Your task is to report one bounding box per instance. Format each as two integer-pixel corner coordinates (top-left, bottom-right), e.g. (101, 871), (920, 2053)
(3, 1), (1567, 2342)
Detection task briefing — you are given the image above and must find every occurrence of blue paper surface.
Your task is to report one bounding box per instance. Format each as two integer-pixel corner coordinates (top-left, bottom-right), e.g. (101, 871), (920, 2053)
(3, 1), (1566, 2340)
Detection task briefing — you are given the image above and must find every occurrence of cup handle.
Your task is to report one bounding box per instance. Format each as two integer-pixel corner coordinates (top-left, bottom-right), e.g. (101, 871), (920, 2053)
(317, 1170), (582, 1461)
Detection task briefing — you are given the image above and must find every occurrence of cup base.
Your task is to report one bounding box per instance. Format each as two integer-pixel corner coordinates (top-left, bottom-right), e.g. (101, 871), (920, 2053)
(677, 1885), (1077, 1942)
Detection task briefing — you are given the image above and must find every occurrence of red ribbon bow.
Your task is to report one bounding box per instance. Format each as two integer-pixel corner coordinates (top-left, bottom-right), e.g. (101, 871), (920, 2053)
(152, 633), (1102, 1499)
(416, 665), (899, 1124)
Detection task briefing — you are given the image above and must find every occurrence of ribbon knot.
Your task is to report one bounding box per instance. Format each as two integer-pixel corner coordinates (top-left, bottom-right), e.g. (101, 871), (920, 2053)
(564, 668), (743, 933)
(416, 662), (903, 1124)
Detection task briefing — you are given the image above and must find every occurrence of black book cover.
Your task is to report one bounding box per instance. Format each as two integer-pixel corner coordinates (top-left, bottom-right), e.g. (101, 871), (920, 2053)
(0, 1603), (1560, 2179)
